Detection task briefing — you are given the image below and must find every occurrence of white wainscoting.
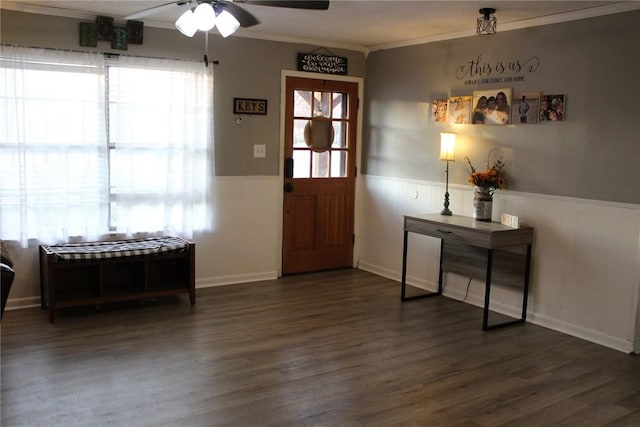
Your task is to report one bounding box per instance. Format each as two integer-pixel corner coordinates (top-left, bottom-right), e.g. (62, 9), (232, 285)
(4, 176), (283, 312)
(193, 176), (282, 288)
(357, 174), (640, 353)
(6, 174), (640, 354)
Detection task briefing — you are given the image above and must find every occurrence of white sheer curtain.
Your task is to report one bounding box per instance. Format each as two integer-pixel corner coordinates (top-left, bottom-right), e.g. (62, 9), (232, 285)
(0, 46), (109, 247)
(0, 47), (213, 247)
(107, 55), (212, 238)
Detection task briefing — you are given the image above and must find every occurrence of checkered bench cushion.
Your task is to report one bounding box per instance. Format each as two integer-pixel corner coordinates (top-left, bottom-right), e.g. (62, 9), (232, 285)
(42, 236), (191, 262)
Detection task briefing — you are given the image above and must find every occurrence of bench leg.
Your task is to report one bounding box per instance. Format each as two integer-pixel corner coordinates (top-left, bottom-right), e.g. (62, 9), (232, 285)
(189, 243), (196, 306)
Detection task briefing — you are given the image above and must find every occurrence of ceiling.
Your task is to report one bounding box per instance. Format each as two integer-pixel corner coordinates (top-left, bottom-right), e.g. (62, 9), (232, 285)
(4, 1), (638, 52)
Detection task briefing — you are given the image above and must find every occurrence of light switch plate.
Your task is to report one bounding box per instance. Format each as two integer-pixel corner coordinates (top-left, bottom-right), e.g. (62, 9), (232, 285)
(253, 144), (266, 158)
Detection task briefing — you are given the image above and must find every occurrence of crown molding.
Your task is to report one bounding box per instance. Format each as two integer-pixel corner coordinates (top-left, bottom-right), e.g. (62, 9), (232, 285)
(3, 1), (639, 56)
(2, 1), (90, 20)
(231, 28), (368, 55)
(0, 1), (370, 54)
(368, 2), (640, 52)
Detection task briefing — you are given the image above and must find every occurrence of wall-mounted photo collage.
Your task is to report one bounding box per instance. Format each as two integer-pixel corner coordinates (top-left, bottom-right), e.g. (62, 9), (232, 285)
(430, 91), (566, 125)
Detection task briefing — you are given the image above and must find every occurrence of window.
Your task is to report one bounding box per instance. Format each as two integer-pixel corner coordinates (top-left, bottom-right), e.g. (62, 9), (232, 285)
(0, 46), (212, 247)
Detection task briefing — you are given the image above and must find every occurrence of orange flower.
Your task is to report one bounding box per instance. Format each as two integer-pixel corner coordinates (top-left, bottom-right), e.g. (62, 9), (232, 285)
(465, 155), (506, 189)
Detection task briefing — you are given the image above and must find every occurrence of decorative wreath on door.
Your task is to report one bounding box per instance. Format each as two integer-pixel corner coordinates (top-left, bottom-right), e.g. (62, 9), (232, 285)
(303, 116), (334, 153)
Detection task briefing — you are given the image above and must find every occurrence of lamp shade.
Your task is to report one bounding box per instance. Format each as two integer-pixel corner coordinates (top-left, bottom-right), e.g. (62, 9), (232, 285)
(440, 132), (456, 161)
(175, 9), (198, 37)
(194, 3), (216, 31)
(216, 10), (240, 38)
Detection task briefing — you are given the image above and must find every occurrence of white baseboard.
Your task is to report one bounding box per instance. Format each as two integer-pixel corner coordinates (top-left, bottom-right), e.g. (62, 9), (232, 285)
(527, 312), (634, 354)
(6, 264), (635, 353)
(359, 260), (523, 317)
(358, 261), (634, 353)
(358, 261), (437, 292)
(4, 271), (280, 312)
(196, 271), (279, 289)
(4, 296), (41, 311)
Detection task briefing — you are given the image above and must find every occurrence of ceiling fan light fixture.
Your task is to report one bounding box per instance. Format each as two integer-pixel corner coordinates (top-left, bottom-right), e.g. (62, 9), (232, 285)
(194, 3), (216, 32)
(477, 7), (497, 35)
(216, 10), (240, 38)
(175, 9), (198, 37)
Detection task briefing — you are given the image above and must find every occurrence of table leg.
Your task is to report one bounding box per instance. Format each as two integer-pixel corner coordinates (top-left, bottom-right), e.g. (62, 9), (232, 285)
(484, 246), (529, 330)
(521, 244), (532, 321)
(401, 231), (441, 301)
(401, 230), (408, 300)
(482, 249), (494, 330)
(437, 239), (444, 294)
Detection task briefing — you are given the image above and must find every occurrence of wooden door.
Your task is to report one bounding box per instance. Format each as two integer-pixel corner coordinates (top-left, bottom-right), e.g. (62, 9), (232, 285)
(282, 77), (358, 275)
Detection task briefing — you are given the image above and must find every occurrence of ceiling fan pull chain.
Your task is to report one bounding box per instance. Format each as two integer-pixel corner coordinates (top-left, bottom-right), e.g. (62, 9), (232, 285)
(203, 31), (209, 67)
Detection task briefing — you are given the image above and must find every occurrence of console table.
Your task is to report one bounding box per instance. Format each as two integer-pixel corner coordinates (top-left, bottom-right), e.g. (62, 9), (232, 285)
(401, 214), (533, 330)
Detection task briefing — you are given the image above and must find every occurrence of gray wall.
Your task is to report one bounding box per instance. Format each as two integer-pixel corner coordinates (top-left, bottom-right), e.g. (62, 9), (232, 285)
(364, 11), (640, 204)
(0, 9), (366, 177)
(3, 9), (639, 202)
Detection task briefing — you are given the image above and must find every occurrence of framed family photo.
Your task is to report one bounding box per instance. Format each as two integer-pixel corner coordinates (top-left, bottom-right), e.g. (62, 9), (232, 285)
(430, 99), (448, 122)
(512, 91), (540, 124)
(539, 94), (565, 122)
(472, 88), (512, 125)
(448, 96), (472, 124)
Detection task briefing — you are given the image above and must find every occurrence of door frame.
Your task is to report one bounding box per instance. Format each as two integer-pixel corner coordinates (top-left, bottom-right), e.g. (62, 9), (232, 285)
(277, 70), (364, 277)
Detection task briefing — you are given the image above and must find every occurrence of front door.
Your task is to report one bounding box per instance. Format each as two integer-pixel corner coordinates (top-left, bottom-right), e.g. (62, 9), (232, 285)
(282, 76), (358, 275)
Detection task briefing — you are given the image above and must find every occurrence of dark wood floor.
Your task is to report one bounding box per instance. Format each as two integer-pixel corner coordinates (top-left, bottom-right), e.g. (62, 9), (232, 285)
(2, 269), (639, 426)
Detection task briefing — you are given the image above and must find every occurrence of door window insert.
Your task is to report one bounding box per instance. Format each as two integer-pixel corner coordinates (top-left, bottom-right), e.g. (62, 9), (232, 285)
(292, 89), (349, 178)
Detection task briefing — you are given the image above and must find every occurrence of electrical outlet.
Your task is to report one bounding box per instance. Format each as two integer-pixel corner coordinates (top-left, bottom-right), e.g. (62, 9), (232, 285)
(253, 144), (266, 158)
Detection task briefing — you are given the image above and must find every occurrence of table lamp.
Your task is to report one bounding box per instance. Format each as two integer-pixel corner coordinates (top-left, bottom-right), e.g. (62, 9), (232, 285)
(440, 132), (456, 215)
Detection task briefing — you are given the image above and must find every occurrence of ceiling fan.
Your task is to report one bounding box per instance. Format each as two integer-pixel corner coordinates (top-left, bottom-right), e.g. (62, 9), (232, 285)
(125, 0), (330, 37)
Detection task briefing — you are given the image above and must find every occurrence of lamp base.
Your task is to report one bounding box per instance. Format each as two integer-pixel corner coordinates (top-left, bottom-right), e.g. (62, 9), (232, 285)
(441, 190), (452, 216)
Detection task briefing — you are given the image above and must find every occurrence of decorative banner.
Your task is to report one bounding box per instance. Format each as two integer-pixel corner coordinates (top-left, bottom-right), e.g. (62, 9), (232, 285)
(127, 20), (144, 44)
(96, 15), (114, 41)
(111, 27), (128, 51)
(79, 16), (143, 50)
(79, 22), (98, 47)
(298, 53), (347, 75)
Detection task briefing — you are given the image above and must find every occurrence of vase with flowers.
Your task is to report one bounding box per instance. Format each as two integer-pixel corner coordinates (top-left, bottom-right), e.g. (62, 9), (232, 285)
(465, 152), (506, 221)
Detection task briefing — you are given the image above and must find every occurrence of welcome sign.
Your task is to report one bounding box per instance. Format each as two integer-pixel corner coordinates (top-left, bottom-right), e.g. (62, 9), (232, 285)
(297, 53), (348, 75)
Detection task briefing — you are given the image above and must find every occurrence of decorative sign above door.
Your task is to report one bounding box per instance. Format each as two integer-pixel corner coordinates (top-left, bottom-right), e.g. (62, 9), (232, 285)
(297, 52), (347, 75)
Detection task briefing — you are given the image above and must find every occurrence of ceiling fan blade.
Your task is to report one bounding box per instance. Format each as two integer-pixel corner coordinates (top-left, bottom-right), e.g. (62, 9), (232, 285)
(218, 1), (260, 27)
(242, 1), (329, 10)
(124, 0), (193, 21)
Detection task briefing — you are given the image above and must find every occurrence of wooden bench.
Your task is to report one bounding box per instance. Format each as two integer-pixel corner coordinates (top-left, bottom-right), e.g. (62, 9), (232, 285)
(39, 237), (195, 322)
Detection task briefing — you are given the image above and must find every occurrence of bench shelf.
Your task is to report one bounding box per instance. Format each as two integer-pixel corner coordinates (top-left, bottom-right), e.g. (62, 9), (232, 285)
(39, 238), (195, 322)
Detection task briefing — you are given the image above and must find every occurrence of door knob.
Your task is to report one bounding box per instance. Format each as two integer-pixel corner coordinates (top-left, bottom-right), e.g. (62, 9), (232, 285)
(284, 182), (294, 193)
